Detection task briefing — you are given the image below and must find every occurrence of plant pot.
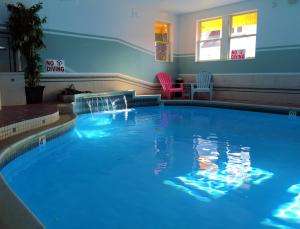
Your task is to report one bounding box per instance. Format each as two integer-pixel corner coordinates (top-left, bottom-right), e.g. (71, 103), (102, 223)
(25, 86), (45, 104)
(58, 94), (75, 103)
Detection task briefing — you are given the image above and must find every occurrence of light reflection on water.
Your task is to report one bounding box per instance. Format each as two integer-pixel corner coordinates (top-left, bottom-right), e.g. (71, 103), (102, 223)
(164, 135), (274, 201)
(73, 109), (135, 139)
(274, 184), (300, 224)
(262, 183), (300, 228)
(261, 218), (293, 229)
(154, 136), (173, 175)
(78, 108), (298, 228)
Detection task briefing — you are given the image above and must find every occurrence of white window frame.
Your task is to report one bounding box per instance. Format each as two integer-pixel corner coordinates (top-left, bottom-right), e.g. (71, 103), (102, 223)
(196, 17), (223, 62)
(228, 10), (258, 60)
(154, 21), (173, 62)
(196, 10), (258, 62)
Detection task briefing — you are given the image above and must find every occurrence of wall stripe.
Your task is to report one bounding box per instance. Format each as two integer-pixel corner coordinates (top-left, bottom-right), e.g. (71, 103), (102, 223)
(179, 73), (300, 77)
(174, 53), (195, 58)
(176, 48), (300, 74)
(257, 45), (300, 52)
(2, 23), (300, 57)
(174, 44), (300, 58)
(41, 32), (177, 82)
(44, 29), (155, 56)
(215, 88), (300, 94)
(2, 24), (300, 78)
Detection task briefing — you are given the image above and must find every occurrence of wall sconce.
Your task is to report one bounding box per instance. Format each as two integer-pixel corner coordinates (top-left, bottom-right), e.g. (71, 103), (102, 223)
(0, 46), (6, 50)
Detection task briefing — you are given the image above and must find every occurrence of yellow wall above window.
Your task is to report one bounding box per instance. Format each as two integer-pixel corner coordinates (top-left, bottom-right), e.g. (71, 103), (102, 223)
(155, 22), (168, 34)
(232, 12), (257, 28)
(201, 18), (222, 32)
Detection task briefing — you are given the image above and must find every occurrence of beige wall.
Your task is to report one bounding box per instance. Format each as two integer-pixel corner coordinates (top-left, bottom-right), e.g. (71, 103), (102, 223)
(181, 73), (300, 106)
(1, 72), (300, 106)
(41, 73), (161, 102)
(0, 73), (161, 106)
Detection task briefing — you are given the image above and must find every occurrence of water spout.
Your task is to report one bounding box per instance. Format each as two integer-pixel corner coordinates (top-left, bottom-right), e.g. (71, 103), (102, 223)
(123, 95), (128, 111)
(105, 98), (110, 111)
(100, 97), (104, 112)
(86, 100), (94, 119)
(96, 97), (99, 112)
(110, 98), (119, 112)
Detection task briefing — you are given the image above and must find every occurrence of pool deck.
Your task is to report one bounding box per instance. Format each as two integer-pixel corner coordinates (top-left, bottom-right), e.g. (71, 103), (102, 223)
(0, 104), (58, 128)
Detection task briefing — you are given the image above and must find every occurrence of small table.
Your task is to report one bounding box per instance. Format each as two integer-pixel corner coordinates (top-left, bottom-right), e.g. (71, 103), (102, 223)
(174, 79), (184, 98)
(183, 83), (193, 99)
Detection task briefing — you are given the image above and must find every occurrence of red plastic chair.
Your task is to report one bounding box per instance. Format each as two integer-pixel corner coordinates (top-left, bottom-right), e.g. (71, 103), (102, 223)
(156, 72), (184, 99)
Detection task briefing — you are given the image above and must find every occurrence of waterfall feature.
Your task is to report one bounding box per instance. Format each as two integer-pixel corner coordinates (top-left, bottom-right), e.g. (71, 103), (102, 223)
(96, 97), (99, 112)
(86, 100), (94, 118)
(105, 99), (110, 111)
(124, 95), (128, 120)
(74, 91), (160, 115)
(84, 95), (130, 117)
(123, 95), (128, 111)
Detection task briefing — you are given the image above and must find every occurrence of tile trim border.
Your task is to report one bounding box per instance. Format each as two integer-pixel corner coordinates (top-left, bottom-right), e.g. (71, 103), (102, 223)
(0, 111), (60, 141)
(161, 100), (300, 115)
(0, 115), (76, 170)
(0, 115), (76, 229)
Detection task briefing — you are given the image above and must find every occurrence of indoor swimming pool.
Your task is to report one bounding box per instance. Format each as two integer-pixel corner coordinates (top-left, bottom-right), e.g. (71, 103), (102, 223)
(2, 106), (300, 229)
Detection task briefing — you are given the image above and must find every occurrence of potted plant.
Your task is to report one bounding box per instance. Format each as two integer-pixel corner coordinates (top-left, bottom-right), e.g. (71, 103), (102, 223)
(58, 84), (92, 103)
(7, 2), (47, 104)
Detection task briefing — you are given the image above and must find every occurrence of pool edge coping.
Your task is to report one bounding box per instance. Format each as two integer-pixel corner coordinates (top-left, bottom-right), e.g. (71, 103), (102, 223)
(161, 100), (300, 115)
(0, 114), (76, 229)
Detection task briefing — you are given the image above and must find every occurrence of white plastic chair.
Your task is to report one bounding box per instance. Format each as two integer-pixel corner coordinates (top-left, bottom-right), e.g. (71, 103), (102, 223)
(191, 71), (213, 100)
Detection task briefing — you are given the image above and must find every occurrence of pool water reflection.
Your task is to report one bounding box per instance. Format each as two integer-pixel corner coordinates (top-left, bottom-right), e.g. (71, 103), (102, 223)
(165, 137), (274, 201)
(2, 106), (300, 229)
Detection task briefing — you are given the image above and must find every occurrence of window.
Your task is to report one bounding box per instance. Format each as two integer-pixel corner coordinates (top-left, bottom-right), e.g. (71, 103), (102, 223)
(197, 18), (222, 61)
(196, 11), (258, 62)
(155, 22), (170, 62)
(229, 12), (257, 59)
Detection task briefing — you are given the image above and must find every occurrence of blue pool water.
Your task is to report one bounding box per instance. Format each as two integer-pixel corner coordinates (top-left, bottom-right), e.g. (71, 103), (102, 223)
(2, 106), (300, 229)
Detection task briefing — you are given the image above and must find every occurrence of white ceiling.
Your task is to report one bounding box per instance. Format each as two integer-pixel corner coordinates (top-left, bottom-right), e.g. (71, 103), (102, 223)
(129, 0), (249, 14)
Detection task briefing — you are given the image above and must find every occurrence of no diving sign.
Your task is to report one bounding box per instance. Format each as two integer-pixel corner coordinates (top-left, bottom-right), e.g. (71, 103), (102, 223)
(46, 59), (65, 72)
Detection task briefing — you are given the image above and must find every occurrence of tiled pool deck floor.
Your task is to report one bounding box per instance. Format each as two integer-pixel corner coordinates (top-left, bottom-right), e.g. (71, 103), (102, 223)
(0, 105), (58, 128)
